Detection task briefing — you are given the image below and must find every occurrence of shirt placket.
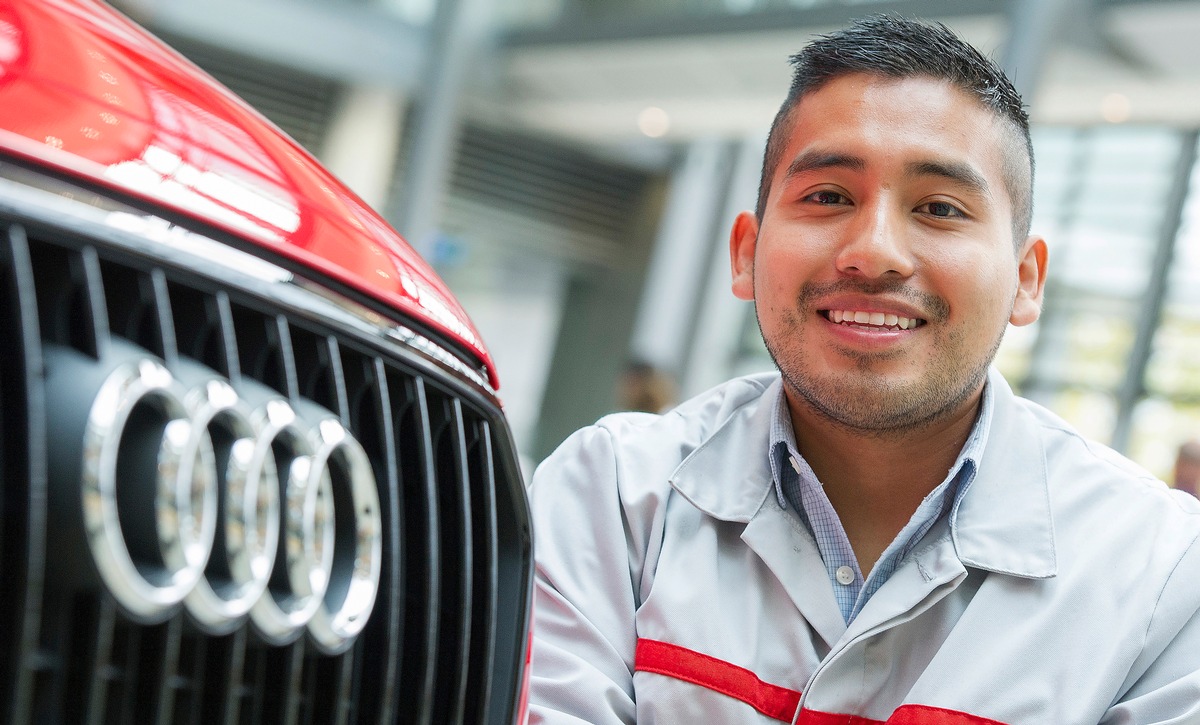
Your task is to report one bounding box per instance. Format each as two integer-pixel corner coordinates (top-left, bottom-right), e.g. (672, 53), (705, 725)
(784, 451), (864, 622)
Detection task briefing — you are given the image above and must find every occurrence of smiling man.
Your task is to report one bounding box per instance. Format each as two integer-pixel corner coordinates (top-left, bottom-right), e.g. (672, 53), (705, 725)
(528, 16), (1200, 725)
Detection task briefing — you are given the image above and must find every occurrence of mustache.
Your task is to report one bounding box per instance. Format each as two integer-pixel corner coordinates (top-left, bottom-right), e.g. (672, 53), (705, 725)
(797, 278), (950, 322)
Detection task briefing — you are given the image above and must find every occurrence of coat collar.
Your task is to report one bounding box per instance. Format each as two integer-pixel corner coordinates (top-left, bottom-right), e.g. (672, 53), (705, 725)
(950, 369), (1057, 579)
(669, 376), (780, 523)
(670, 370), (1057, 579)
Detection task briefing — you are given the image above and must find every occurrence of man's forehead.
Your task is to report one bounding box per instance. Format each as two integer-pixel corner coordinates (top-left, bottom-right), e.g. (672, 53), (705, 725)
(776, 76), (1009, 173)
(787, 72), (994, 128)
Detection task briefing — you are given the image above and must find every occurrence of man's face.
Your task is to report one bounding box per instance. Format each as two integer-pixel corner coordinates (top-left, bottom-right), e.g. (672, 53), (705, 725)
(730, 73), (1047, 434)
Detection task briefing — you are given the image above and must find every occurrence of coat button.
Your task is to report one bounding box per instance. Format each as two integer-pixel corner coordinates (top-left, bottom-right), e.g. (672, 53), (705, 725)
(836, 566), (855, 585)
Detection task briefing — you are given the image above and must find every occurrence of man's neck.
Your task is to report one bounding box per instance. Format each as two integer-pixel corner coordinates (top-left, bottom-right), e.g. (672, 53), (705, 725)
(786, 387), (983, 575)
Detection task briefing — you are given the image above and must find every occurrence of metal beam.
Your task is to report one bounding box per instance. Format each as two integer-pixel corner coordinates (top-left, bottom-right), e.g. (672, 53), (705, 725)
(111, 0), (427, 89)
(504, 0), (1200, 49)
(502, 0), (1011, 47)
(1001, 0), (1074, 99)
(388, 0), (494, 254)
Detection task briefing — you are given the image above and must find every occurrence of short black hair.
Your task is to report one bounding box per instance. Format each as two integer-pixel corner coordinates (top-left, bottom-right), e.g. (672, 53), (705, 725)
(756, 14), (1033, 241)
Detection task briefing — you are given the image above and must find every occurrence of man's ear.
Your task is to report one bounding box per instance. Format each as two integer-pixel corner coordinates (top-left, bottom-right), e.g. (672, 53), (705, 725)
(1010, 235), (1048, 326)
(730, 211), (758, 301)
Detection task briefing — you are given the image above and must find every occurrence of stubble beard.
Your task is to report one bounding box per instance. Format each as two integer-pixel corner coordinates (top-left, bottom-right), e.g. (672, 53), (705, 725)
(758, 300), (1006, 439)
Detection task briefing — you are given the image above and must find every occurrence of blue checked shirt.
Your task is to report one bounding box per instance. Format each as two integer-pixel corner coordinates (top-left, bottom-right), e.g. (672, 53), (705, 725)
(768, 383), (992, 624)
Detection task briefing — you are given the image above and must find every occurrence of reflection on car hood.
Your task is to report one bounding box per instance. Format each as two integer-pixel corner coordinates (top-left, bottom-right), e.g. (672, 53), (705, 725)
(0, 0), (497, 387)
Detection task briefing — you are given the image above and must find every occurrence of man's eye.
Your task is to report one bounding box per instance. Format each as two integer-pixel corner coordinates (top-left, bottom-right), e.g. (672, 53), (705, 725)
(807, 190), (849, 205)
(919, 201), (963, 218)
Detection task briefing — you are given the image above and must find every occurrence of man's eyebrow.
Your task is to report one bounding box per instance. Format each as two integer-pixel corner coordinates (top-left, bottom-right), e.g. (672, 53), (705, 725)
(782, 151), (865, 183)
(781, 152), (993, 199)
(906, 160), (991, 198)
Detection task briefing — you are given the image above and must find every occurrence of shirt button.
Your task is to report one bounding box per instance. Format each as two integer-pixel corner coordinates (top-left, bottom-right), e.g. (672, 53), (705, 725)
(835, 566), (855, 586)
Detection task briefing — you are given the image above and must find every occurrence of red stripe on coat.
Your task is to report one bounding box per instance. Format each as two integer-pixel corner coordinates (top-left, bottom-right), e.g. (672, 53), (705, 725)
(634, 638), (802, 722)
(796, 702), (1009, 724)
(634, 638), (1010, 725)
(885, 704), (1010, 724)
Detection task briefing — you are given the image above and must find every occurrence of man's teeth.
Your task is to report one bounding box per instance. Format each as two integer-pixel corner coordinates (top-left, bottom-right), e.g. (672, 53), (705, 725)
(828, 310), (919, 329)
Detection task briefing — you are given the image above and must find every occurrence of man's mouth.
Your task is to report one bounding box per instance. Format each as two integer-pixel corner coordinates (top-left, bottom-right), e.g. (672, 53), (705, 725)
(821, 309), (925, 330)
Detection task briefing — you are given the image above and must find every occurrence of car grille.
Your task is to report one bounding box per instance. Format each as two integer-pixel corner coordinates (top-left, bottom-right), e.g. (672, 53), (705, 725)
(0, 166), (533, 725)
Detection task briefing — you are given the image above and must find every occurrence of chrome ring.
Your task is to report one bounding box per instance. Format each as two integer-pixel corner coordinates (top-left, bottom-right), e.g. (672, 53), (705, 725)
(304, 416), (383, 654)
(247, 398), (332, 645)
(183, 379), (280, 634)
(82, 359), (216, 621)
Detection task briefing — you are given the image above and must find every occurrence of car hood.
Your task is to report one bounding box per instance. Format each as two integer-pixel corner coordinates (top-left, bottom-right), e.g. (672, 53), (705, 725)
(0, 0), (497, 387)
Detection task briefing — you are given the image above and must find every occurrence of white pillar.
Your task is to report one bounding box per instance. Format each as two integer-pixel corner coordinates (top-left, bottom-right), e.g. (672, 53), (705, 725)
(682, 133), (766, 397)
(630, 138), (731, 373)
(320, 85), (406, 212)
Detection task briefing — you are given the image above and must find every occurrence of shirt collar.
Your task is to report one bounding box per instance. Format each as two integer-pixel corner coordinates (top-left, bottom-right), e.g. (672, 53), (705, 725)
(767, 380), (995, 514)
(669, 370), (1056, 580)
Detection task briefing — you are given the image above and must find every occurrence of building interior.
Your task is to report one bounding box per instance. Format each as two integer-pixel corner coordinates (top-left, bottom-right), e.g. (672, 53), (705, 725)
(107, 0), (1200, 481)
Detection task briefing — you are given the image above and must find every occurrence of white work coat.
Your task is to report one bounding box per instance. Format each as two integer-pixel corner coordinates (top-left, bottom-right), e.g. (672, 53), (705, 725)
(528, 371), (1200, 724)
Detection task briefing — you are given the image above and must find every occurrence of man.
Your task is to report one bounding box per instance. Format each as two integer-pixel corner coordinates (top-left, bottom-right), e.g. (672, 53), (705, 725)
(528, 15), (1200, 724)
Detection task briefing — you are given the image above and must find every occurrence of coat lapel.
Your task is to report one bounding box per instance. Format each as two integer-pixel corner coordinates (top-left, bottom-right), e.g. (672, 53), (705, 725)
(670, 377), (847, 648)
(951, 370), (1057, 579)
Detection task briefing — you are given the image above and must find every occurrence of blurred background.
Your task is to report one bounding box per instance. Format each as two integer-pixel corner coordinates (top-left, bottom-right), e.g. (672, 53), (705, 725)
(109, 0), (1200, 482)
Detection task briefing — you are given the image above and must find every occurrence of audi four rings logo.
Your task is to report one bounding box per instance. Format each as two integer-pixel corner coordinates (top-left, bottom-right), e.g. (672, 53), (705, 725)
(80, 358), (383, 654)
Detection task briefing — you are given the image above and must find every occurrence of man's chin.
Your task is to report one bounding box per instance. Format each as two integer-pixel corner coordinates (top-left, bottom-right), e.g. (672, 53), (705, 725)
(785, 373), (977, 436)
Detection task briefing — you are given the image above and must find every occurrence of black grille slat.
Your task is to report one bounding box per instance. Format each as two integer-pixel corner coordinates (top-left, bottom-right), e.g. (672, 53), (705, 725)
(0, 223), (47, 725)
(290, 326), (344, 415)
(256, 642), (305, 725)
(465, 417), (499, 722)
(429, 395), (473, 725)
(96, 261), (176, 363)
(230, 306), (294, 397)
(147, 617), (184, 725)
(237, 631), (268, 724)
(168, 628), (207, 725)
(60, 595), (97, 723)
(167, 285), (237, 378)
(2, 185), (534, 725)
(486, 423), (534, 725)
(306, 649), (352, 725)
(29, 591), (75, 723)
(27, 243), (107, 358)
(83, 599), (123, 725)
(344, 356), (402, 725)
(197, 630), (246, 725)
(149, 270), (180, 371)
(343, 640), (368, 725)
(394, 375), (439, 725)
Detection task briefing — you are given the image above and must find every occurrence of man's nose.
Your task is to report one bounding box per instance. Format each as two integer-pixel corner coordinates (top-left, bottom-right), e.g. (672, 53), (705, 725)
(834, 202), (915, 279)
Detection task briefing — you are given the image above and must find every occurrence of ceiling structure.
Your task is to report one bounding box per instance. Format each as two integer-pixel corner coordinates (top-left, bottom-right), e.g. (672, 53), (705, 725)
(492, 0), (1200, 145)
(115, 0), (1200, 154)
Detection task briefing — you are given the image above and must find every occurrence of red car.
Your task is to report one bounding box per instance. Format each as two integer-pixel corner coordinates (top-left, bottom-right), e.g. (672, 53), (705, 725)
(0, 0), (533, 723)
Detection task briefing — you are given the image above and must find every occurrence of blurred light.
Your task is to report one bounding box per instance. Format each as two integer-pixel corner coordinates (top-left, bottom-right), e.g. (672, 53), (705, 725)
(723, 0), (757, 13)
(638, 106), (670, 138)
(1101, 93), (1131, 123)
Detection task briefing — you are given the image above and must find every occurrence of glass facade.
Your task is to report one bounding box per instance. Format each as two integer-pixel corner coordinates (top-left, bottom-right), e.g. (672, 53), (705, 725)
(1136, 141), (1200, 480)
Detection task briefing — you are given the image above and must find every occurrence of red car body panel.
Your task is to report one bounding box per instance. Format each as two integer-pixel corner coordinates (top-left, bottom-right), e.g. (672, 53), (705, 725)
(0, 0), (498, 387)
